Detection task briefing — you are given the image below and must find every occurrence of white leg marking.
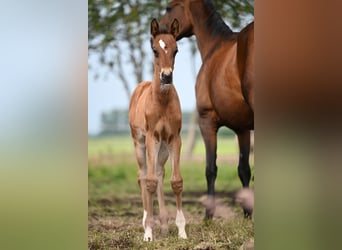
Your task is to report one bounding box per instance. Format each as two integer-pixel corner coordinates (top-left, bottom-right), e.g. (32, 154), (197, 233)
(175, 210), (187, 239)
(144, 226), (153, 241)
(142, 210), (147, 229)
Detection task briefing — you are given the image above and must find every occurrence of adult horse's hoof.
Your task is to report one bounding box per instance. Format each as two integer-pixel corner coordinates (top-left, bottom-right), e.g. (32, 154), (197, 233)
(202, 195), (215, 220)
(236, 188), (254, 219)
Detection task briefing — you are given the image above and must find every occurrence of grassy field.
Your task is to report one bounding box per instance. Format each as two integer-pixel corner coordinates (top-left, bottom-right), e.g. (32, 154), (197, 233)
(88, 134), (239, 158)
(88, 135), (254, 249)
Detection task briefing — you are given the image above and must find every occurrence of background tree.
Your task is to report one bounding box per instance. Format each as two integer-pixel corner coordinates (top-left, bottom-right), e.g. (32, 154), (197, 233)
(89, 0), (167, 99)
(88, 0), (254, 97)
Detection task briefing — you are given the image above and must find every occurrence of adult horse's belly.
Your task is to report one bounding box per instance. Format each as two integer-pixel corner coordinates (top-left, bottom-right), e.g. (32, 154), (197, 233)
(213, 86), (253, 130)
(196, 43), (254, 131)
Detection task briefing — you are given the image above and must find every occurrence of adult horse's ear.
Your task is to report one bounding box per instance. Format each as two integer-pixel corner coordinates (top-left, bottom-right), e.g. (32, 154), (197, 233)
(151, 18), (159, 37)
(170, 18), (179, 38)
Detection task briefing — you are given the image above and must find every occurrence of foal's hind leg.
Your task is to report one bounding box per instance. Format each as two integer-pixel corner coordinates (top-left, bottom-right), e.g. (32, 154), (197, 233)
(132, 131), (148, 230)
(169, 135), (187, 239)
(237, 130), (252, 217)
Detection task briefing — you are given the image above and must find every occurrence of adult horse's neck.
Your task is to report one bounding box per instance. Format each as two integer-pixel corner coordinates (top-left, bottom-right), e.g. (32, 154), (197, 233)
(190, 0), (234, 62)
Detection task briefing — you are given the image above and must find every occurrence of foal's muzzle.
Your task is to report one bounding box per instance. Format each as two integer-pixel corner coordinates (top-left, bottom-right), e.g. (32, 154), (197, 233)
(160, 68), (173, 85)
(160, 72), (173, 84)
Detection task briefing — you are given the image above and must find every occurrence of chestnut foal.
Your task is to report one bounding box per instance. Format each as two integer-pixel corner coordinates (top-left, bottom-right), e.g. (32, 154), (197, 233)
(129, 19), (187, 241)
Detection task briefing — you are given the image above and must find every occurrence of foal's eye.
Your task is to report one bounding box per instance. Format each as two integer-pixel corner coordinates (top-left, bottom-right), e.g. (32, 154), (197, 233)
(152, 48), (159, 57)
(166, 6), (172, 12)
(173, 49), (178, 57)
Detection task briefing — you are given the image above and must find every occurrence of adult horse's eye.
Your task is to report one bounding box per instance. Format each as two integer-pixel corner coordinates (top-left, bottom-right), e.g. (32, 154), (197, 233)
(166, 6), (172, 12)
(173, 49), (178, 57)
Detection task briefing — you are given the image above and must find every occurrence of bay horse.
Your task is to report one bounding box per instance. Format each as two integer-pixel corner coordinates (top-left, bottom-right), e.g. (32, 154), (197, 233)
(129, 18), (187, 241)
(160, 0), (254, 219)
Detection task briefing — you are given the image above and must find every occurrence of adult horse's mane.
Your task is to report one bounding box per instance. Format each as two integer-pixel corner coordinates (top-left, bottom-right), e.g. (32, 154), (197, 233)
(197, 0), (235, 61)
(203, 0), (233, 39)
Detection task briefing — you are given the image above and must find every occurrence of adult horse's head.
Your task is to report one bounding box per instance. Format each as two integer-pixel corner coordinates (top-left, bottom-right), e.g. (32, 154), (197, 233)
(160, 0), (194, 40)
(150, 18), (179, 88)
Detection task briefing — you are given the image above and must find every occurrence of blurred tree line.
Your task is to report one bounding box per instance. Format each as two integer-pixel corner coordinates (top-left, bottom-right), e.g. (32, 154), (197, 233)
(98, 109), (235, 138)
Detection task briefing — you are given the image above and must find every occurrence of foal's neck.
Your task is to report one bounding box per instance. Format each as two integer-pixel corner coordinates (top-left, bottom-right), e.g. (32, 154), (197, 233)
(151, 70), (174, 106)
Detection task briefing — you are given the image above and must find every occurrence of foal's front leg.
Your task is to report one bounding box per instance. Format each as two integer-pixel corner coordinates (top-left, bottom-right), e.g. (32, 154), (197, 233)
(169, 135), (187, 239)
(144, 132), (159, 241)
(156, 143), (169, 236)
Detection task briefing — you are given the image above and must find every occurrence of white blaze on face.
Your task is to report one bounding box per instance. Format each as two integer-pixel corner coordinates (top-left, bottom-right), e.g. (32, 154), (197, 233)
(159, 39), (167, 54)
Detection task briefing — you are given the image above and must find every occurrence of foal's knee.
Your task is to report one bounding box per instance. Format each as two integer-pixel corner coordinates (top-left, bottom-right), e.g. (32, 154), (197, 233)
(137, 177), (146, 190)
(146, 176), (158, 194)
(171, 178), (183, 195)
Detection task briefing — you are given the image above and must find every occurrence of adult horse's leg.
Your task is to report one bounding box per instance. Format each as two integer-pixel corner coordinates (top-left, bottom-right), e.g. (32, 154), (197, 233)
(198, 114), (218, 220)
(236, 130), (252, 217)
(144, 132), (159, 241)
(156, 143), (169, 236)
(169, 135), (187, 239)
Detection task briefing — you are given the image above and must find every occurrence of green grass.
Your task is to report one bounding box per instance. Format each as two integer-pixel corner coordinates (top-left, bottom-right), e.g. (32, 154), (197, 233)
(89, 160), (243, 198)
(88, 135), (134, 157)
(88, 134), (238, 159)
(88, 135), (254, 249)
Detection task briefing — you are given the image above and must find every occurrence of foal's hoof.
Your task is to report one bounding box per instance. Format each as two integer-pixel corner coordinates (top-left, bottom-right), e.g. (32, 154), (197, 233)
(160, 225), (169, 237)
(178, 230), (188, 239)
(143, 227), (153, 241)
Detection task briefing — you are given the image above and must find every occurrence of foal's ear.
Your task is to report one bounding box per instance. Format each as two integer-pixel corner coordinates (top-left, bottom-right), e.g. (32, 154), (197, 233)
(170, 18), (179, 38)
(151, 18), (159, 37)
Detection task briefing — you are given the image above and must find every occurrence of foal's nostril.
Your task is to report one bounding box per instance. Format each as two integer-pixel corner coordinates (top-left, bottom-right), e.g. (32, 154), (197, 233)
(160, 72), (173, 84)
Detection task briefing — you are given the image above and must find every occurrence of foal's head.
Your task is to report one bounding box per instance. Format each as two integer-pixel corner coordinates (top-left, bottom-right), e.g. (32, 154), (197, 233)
(150, 18), (179, 89)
